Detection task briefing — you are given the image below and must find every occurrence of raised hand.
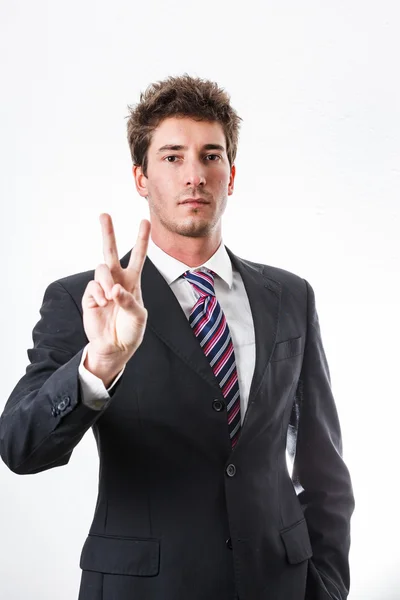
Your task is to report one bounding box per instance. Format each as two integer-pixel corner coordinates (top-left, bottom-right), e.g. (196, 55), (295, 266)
(82, 213), (151, 384)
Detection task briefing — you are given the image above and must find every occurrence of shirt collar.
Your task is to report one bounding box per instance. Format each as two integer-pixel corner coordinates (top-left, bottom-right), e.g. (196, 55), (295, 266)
(146, 235), (233, 289)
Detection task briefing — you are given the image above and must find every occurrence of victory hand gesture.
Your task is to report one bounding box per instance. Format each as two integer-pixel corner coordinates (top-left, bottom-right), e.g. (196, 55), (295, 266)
(82, 214), (151, 383)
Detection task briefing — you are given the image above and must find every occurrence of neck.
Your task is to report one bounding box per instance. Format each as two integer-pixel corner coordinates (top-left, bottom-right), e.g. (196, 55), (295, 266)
(151, 231), (221, 268)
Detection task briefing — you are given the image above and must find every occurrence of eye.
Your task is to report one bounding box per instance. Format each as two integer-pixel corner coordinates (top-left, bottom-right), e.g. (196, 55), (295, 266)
(164, 155), (180, 163)
(204, 154), (221, 161)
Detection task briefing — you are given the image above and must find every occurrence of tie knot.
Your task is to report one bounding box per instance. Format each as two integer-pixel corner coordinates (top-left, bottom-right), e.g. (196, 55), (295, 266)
(182, 268), (216, 297)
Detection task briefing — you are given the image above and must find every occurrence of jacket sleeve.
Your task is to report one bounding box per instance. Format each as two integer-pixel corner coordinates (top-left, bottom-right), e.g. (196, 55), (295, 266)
(292, 279), (355, 600)
(0, 280), (119, 475)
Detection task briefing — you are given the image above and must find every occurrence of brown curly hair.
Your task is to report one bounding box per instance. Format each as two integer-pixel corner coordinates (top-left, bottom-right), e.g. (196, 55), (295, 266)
(126, 74), (242, 178)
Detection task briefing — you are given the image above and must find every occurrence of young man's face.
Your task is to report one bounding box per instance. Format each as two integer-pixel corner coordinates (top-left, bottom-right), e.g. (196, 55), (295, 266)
(133, 116), (235, 241)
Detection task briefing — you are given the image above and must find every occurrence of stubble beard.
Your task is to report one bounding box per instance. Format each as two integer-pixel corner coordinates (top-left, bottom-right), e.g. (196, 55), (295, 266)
(148, 194), (227, 239)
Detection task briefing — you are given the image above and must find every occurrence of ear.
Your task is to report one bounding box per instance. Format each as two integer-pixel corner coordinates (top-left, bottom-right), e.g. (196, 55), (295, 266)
(132, 165), (148, 198)
(228, 164), (236, 196)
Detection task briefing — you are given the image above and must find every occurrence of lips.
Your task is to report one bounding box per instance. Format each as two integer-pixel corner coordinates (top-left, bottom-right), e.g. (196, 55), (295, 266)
(180, 199), (209, 205)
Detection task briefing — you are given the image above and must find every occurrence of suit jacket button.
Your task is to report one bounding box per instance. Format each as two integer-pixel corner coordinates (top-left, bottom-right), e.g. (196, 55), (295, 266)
(212, 399), (225, 412)
(226, 464), (236, 477)
(226, 537), (232, 549)
(57, 396), (71, 412)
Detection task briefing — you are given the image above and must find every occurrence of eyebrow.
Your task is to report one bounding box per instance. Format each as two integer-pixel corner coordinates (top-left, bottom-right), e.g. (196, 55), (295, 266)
(156, 144), (226, 153)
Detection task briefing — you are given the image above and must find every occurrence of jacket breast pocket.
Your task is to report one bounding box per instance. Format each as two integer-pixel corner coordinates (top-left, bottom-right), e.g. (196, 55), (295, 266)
(271, 336), (303, 362)
(80, 534), (160, 576)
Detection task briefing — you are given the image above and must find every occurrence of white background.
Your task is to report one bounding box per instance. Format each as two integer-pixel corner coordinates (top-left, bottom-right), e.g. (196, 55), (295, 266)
(1, 1), (399, 598)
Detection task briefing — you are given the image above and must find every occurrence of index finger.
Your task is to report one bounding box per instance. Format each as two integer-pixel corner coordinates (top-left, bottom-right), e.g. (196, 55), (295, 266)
(100, 213), (119, 268)
(127, 219), (151, 279)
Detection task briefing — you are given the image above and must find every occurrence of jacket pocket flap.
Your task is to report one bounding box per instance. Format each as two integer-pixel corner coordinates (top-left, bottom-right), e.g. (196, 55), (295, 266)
(80, 534), (160, 576)
(280, 518), (313, 564)
(271, 336), (303, 362)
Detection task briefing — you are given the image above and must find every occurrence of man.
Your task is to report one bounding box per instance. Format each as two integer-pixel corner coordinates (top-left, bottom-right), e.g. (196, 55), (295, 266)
(0, 74), (354, 600)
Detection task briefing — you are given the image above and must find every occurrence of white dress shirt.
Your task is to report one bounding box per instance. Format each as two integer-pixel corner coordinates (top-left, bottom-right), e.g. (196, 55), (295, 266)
(78, 237), (256, 422)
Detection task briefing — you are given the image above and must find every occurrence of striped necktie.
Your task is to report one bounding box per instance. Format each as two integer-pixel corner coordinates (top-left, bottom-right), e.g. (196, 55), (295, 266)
(182, 268), (241, 449)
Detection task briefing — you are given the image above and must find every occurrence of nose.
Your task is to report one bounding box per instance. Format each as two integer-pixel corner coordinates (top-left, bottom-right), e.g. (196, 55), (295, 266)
(184, 160), (206, 187)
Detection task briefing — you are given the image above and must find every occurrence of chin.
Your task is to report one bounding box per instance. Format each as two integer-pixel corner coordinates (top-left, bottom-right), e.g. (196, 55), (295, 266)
(175, 221), (213, 238)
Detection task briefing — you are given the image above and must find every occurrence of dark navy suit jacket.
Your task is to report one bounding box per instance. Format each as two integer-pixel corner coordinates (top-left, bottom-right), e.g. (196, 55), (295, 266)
(0, 246), (355, 600)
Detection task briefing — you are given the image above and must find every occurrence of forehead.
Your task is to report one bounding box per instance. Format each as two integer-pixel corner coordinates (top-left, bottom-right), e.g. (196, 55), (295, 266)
(149, 116), (226, 149)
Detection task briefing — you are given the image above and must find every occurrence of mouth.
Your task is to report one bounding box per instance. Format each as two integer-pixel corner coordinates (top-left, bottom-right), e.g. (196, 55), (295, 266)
(180, 198), (210, 206)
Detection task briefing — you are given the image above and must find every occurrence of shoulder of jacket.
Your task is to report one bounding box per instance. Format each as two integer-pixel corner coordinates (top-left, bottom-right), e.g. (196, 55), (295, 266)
(47, 268), (95, 309)
(239, 256), (308, 296)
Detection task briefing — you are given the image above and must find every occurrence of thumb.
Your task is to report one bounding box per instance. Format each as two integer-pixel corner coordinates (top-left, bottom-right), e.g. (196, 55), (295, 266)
(112, 285), (135, 311)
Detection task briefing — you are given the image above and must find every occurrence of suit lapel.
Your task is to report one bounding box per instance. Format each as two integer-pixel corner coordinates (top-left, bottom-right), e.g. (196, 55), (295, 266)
(225, 247), (282, 418)
(120, 245), (281, 425)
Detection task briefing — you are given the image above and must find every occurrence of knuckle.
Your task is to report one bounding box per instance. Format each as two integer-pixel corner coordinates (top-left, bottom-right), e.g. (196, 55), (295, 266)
(87, 280), (104, 297)
(84, 281), (94, 295)
(88, 279), (99, 290)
